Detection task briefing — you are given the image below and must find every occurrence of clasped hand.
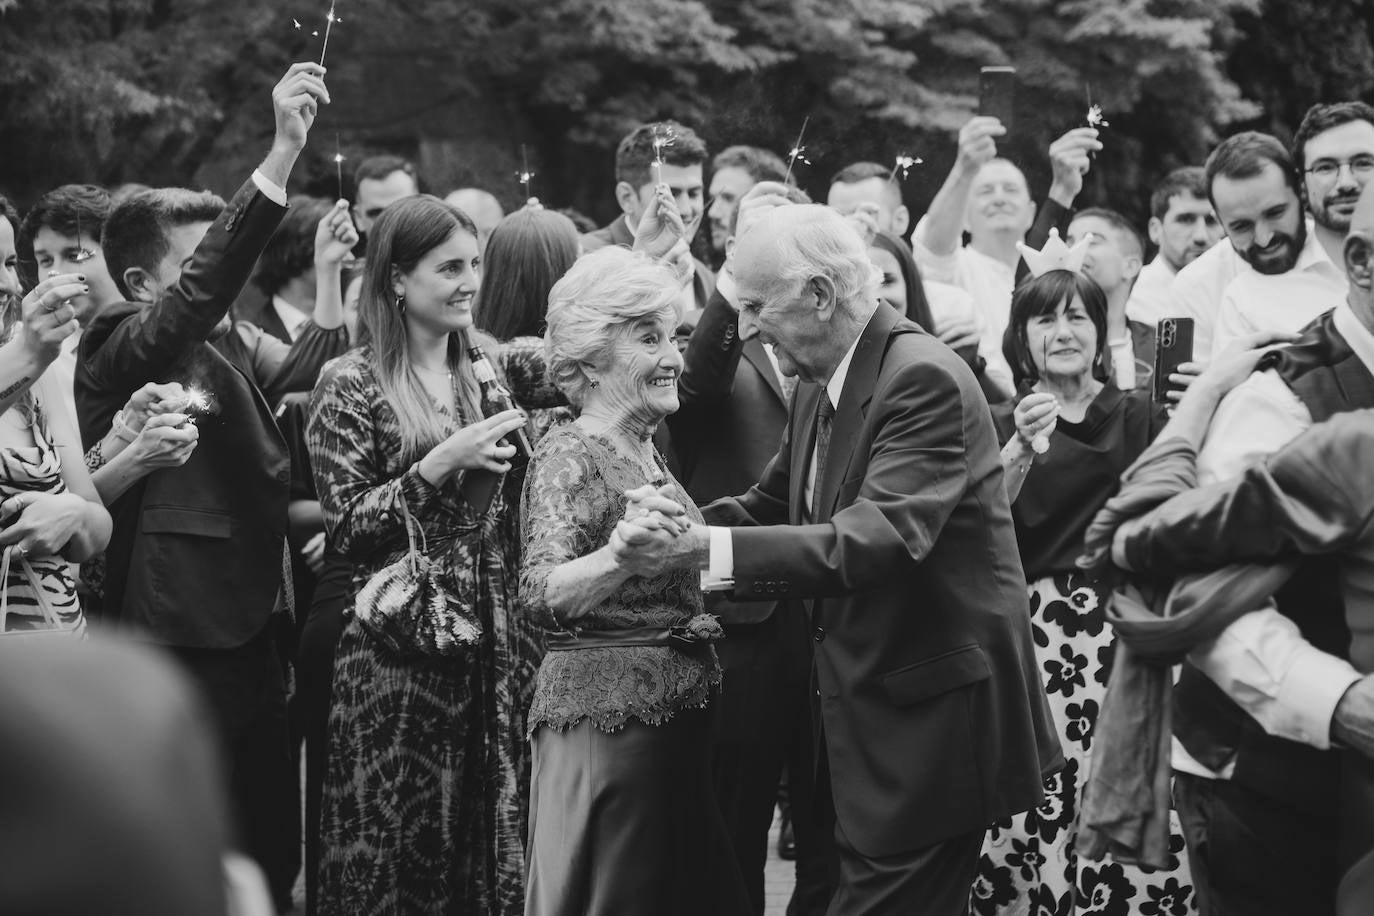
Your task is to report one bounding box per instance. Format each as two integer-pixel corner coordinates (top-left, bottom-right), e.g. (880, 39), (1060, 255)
(610, 484), (691, 577)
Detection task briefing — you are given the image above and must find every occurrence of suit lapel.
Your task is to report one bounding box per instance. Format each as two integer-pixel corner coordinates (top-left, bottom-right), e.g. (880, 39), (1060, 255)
(742, 339), (786, 404)
(817, 306), (902, 522)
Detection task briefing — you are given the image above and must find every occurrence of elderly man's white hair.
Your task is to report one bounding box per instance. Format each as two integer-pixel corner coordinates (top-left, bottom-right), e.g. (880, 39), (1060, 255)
(743, 204), (881, 308)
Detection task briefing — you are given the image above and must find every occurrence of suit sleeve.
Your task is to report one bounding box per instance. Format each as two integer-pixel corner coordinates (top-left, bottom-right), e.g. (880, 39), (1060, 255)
(675, 290), (745, 410)
(727, 356), (974, 599)
(1123, 415), (1374, 574)
(83, 179), (287, 393)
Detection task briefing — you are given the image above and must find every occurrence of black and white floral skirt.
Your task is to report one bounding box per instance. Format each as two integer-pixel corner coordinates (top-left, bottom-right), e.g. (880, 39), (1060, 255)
(971, 571), (1197, 916)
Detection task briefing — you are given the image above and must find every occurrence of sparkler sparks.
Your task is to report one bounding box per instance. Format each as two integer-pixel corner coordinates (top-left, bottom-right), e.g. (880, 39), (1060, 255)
(783, 116), (812, 184)
(651, 124), (678, 186)
(1085, 104), (1109, 129)
(887, 153), (922, 185)
(517, 144), (535, 200)
(333, 137), (345, 201)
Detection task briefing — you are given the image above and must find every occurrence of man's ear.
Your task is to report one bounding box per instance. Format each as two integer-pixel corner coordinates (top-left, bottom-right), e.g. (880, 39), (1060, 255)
(1123, 252), (1143, 284)
(1346, 233), (1374, 291)
(123, 267), (158, 305)
(1147, 216), (1163, 248)
(810, 275), (839, 321)
(615, 181), (643, 219)
(892, 205), (911, 237)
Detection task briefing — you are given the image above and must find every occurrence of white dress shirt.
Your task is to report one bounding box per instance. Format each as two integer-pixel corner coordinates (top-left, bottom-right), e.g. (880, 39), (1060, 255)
(1125, 256), (1178, 328)
(1210, 228), (1347, 358)
(1160, 240), (1246, 361)
(702, 318), (867, 587)
(910, 218), (1016, 396)
(270, 295), (311, 342)
(1173, 302), (1374, 778)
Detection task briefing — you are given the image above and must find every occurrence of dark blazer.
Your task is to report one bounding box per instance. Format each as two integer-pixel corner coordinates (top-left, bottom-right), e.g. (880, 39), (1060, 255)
(702, 305), (1062, 856)
(669, 287), (791, 624)
(76, 178), (344, 649)
(582, 215), (716, 312)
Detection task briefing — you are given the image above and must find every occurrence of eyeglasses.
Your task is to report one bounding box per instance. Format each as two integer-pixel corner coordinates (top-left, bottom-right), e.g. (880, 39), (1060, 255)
(1304, 155), (1374, 178)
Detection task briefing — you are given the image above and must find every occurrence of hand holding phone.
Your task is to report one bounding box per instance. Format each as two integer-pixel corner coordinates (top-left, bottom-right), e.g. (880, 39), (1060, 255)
(1152, 317), (1195, 404)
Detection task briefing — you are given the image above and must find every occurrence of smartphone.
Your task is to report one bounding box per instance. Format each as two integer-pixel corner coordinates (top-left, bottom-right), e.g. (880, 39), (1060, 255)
(1153, 317), (1195, 403)
(979, 66), (1016, 131)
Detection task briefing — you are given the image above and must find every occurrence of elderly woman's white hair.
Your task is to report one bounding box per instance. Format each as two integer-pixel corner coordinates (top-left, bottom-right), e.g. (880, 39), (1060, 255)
(747, 204), (882, 309)
(543, 246), (681, 408)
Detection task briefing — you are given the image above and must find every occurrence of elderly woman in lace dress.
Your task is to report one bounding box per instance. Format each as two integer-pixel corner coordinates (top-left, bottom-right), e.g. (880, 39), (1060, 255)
(519, 242), (749, 916)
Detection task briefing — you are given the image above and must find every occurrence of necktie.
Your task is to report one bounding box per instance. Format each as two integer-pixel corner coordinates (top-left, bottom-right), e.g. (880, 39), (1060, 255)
(808, 392), (835, 522)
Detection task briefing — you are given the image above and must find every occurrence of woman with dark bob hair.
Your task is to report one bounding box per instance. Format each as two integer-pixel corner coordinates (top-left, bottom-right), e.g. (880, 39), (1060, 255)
(518, 241), (749, 916)
(476, 205), (581, 444)
(971, 264), (1193, 914)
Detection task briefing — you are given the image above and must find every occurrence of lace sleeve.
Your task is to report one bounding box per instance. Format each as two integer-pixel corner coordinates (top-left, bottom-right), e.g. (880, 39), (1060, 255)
(518, 429), (605, 630)
(307, 358), (443, 562)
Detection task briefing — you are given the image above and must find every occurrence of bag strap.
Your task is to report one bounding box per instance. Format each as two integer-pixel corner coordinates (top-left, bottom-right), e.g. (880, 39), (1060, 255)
(0, 546), (64, 632)
(397, 494), (428, 571)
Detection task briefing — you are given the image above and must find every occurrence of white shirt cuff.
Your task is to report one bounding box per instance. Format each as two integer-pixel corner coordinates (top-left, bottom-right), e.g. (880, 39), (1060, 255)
(1273, 647), (1363, 749)
(251, 169), (289, 207)
(700, 525), (734, 592)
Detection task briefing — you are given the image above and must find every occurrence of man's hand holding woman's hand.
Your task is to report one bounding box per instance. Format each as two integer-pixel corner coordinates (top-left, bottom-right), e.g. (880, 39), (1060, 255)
(610, 485), (700, 577)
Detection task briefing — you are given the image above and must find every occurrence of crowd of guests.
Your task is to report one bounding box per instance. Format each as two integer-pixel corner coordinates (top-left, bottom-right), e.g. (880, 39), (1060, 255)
(4, 58), (1374, 916)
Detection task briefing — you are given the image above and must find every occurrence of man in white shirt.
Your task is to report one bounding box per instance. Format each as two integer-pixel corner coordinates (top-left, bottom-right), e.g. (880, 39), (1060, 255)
(912, 116), (1101, 398)
(1066, 207), (1147, 389)
(1207, 120), (1374, 355)
(18, 185), (124, 419)
(1126, 167), (1222, 332)
(1155, 177), (1374, 915)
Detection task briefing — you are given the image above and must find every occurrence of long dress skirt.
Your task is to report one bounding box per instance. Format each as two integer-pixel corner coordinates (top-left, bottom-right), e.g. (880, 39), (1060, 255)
(318, 617), (506, 915)
(525, 704), (751, 916)
(972, 570), (1198, 916)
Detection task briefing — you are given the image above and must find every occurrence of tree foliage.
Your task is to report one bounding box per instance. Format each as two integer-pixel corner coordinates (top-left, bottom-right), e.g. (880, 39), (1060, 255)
(0, 0), (1365, 229)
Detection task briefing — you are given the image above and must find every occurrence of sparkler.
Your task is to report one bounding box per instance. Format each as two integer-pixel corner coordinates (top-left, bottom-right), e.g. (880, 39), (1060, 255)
(783, 116), (812, 184)
(516, 144), (535, 201)
(886, 153), (922, 185)
(1032, 336), (1053, 454)
(651, 124), (677, 186)
(318, 1), (340, 68)
(333, 134), (345, 201)
(1085, 85), (1109, 128)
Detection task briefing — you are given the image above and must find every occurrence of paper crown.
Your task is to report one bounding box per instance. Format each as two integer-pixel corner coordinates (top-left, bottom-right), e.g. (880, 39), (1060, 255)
(1016, 228), (1090, 278)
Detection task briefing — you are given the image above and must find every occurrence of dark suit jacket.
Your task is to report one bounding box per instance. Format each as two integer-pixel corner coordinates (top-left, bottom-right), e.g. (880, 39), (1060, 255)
(76, 178), (344, 649)
(669, 287), (791, 624)
(582, 215), (716, 312)
(702, 305), (1062, 856)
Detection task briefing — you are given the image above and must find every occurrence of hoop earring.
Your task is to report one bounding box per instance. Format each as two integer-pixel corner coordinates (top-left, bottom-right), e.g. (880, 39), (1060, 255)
(396, 292), (406, 315)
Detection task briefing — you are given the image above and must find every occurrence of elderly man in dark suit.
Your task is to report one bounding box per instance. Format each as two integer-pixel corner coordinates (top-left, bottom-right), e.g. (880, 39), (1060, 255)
(74, 62), (345, 910)
(617, 202), (1061, 914)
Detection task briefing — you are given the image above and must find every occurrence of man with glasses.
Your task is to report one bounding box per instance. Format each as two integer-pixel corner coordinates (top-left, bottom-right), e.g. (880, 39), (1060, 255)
(1210, 104), (1374, 356)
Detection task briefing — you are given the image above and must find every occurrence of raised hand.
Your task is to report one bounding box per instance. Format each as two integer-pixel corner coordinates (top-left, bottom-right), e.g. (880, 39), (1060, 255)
(272, 62), (330, 153)
(19, 274), (85, 367)
(315, 199), (359, 267)
(1048, 127), (1102, 205)
(631, 184), (688, 261)
(955, 116), (1006, 176)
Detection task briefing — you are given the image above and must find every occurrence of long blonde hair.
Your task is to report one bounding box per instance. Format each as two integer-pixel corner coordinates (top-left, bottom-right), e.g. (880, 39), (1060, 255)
(356, 195), (485, 461)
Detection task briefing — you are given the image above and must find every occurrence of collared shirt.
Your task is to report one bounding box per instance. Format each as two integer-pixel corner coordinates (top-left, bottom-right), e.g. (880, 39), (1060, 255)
(270, 295), (311, 342)
(702, 313), (870, 589)
(1160, 239), (1246, 360)
(1174, 302), (1374, 779)
(47, 329), (83, 425)
(1107, 333), (1138, 390)
(1210, 227), (1347, 358)
(910, 217), (1015, 397)
(1125, 256), (1178, 328)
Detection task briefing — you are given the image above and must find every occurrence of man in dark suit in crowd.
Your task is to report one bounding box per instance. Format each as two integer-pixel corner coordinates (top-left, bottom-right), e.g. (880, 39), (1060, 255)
(74, 62), (346, 910)
(618, 200), (1061, 914)
(671, 181), (837, 914)
(582, 120), (715, 313)
(233, 195), (335, 344)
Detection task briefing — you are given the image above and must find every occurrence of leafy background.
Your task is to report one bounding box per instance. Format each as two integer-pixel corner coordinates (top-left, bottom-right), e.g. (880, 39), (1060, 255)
(3, 0), (1372, 236)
